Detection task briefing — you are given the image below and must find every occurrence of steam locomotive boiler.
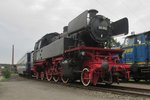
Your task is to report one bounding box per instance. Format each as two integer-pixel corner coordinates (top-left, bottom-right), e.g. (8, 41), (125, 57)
(33, 9), (130, 86)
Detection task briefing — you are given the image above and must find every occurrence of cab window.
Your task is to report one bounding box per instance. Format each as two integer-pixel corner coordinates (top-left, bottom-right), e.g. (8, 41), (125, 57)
(41, 38), (49, 48)
(136, 35), (142, 44)
(123, 36), (135, 47)
(145, 33), (150, 42)
(38, 41), (41, 49)
(34, 40), (41, 50)
(34, 42), (39, 50)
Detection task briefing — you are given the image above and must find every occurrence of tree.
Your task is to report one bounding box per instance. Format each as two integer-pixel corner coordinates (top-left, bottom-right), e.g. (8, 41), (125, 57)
(110, 37), (121, 48)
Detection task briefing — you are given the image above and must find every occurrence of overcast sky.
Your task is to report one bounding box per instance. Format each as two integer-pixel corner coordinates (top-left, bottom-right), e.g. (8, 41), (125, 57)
(0, 0), (150, 64)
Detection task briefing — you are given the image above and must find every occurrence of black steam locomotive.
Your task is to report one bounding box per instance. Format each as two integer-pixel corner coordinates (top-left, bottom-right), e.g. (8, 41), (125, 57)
(18, 9), (130, 86)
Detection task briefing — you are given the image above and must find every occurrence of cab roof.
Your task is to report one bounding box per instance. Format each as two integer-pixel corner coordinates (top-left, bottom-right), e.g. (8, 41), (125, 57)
(126, 31), (150, 38)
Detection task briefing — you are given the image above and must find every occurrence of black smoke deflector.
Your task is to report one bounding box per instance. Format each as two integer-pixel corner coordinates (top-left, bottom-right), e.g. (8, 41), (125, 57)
(111, 17), (128, 36)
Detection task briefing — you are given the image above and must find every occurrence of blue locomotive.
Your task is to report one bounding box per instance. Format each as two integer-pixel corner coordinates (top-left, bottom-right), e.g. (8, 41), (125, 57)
(122, 31), (150, 81)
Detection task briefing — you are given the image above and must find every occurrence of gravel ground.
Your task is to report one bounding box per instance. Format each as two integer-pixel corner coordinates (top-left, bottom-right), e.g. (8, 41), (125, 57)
(113, 82), (150, 89)
(0, 76), (149, 100)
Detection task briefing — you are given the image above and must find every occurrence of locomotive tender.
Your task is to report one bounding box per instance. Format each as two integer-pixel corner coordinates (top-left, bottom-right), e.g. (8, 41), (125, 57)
(30, 9), (130, 86)
(122, 31), (150, 82)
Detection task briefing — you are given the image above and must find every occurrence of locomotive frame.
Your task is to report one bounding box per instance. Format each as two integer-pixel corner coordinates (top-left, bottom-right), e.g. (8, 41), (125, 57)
(33, 45), (130, 86)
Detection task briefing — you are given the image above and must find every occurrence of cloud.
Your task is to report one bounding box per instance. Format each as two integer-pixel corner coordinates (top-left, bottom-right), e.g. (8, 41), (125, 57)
(0, 0), (150, 63)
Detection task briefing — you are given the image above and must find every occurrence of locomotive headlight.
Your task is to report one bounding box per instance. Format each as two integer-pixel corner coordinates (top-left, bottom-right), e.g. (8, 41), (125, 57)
(81, 51), (85, 56)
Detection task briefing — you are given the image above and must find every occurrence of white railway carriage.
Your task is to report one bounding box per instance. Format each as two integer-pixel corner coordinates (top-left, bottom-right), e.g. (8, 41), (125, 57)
(17, 51), (33, 77)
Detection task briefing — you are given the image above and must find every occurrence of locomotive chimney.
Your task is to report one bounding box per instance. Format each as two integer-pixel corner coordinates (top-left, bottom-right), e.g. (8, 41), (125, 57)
(63, 26), (68, 33)
(88, 9), (98, 19)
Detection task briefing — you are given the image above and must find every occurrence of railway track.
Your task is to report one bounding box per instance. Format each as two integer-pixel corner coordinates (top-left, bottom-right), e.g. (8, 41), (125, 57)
(29, 77), (150, 98)
(67, 83), (150, 98)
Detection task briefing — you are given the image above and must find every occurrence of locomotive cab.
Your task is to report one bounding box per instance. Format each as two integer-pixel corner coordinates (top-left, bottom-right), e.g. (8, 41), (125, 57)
(33, 33), (59, 61)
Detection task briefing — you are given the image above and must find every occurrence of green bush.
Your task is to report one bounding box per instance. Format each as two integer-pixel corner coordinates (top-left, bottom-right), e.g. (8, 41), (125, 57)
(2, 68), (11, 78)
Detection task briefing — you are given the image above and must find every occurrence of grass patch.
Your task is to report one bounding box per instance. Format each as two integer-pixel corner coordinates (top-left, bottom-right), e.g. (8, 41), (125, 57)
(0, 76), (9, 81)
(0, 67), (16, 81)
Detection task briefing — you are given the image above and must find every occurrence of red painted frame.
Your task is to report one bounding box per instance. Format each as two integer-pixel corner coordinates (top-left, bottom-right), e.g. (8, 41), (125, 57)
(33, 46), (130, 85)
